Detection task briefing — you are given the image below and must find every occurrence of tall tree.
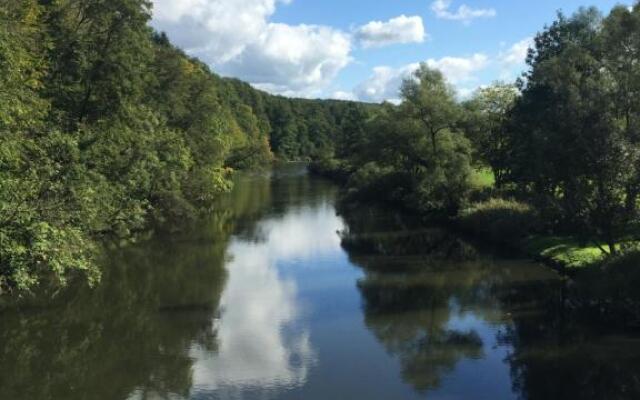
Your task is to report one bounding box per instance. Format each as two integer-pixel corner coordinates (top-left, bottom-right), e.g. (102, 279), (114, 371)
(400, 65), (460, 154)
(506, 8), (640, 254)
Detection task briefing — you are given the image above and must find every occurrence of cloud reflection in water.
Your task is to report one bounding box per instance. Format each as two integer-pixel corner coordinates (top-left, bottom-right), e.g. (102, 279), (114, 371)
(190, 202), (344, 395)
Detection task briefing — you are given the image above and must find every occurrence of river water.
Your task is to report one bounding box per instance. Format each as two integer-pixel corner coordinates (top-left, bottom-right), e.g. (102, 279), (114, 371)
(2, 164), (640, 399)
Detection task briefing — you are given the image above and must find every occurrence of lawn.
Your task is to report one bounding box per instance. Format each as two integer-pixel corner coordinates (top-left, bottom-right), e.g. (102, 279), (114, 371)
(470, 168), (496, 189)
(524, 235), (607, 269)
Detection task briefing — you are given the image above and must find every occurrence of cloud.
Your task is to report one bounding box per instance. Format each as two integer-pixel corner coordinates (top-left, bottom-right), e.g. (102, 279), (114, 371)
(354, 64), (419, 103)
(331, 91), (358, 101)
(219, 23), (352, 96)
(354, 54), (489, 103)
(431, 0), (496, 24)
(151, 0), (287, 62)
(499, 37), (533, 66)
(355, 15), (426, 48)
(497, 37), (533, 81)
(151, 0), (351, 97)
(426, 53), (489, 84)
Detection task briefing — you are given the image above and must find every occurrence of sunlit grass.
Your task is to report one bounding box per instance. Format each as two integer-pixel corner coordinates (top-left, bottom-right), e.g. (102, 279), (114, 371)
(470, 168), (495, 189)
(524, 236), (607, 269)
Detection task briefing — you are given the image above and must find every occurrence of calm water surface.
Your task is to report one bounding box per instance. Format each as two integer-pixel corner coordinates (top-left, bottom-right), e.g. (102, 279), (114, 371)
(2, 165), (640, 399)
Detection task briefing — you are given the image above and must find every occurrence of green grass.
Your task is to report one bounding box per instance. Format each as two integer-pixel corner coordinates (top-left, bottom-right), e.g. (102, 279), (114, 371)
(462, 169), (628, 270)
(470, 168), (496, 189)
(524, 235), (606, 269)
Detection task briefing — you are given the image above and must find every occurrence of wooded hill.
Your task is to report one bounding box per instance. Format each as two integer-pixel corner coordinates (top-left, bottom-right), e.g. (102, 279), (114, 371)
(0, 0), (371, 293)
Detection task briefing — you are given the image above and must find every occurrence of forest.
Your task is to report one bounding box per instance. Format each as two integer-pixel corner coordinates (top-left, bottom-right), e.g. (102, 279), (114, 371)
(2, 0), (640, 296)
(314, 4), (640, 285)
(0, 0), (371, 293)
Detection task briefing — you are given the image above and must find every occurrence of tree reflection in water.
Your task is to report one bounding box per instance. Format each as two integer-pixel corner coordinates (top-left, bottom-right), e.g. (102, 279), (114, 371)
(340, 206), (491, 393)
(0, 219), (230, 400)
(340, 204), (640, 400)
(496, 275), (640, 400)
(4, 168), (640, 400)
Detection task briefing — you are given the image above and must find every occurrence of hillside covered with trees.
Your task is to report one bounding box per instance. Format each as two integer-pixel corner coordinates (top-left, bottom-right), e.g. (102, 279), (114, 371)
(0, 0), (371, 293)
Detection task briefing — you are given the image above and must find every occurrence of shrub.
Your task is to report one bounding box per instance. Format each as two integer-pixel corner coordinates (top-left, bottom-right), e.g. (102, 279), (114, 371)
(308, 158), (352, 182)
(345, 162), (409, 204)
(458, 198), (539, 246)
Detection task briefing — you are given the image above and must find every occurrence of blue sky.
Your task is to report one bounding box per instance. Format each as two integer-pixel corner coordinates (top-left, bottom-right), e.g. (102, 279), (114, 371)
(151, 0), (630, 101)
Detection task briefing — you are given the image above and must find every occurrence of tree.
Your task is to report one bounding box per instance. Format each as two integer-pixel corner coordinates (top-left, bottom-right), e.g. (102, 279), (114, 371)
(345, 67), (473, 215)
(336, 103), (368, 159)
(0, 0), (376, 294)
(463, 83), (518, 187)
(0, 1), (99, 292)
(505, 8), (640, 254)
(400, 65), (460, 154)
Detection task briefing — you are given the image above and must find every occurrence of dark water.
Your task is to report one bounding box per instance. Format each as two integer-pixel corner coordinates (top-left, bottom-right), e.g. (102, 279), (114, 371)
(2, 165), (640, 400)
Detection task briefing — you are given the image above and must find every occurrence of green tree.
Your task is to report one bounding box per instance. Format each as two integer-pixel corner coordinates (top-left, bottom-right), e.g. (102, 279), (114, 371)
(400, 65), (460, 153)
(463, 83), (518, 187)
(506, 8), (640, 254)
(0, 1), (99, 292)
(345, 67), (473, 215)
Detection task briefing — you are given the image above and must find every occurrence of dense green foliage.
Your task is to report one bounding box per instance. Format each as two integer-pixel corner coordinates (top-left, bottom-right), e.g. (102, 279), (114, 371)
(319, 3), (640, 265)
(317, 66), (474, 215)
(0, 0), (371, 294)
(458, 198), (539, 246)
(5, 0), (640, 293)
(504, 6), (640, 255)
(461, 84), (517, 187)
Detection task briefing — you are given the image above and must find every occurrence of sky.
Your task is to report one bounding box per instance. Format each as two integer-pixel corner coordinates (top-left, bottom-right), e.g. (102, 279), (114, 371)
(150, 0), (630, 102)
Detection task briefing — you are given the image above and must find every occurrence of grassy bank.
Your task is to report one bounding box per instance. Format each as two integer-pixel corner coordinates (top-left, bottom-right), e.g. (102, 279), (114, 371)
(309, 162), (631, 273)
(456, 197), (609, 271)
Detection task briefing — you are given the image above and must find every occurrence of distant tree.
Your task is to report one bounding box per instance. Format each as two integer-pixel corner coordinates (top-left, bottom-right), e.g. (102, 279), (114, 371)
(336, 103), (368, 159)
(463, 83), (519, 187)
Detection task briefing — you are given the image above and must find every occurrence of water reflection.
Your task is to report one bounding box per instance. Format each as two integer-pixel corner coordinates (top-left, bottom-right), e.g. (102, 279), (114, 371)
(496, 276), (640, 400)
(0, 222), (230, 400)
(338, 204), (640, 400)
(338, 206), (561, 398)
(4, 167), (640, 400)
(190, 173), (342, 397)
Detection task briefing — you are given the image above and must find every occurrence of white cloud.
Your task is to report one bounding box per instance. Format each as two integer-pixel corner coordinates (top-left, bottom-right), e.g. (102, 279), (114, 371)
(457, 84), (489, 100)
(499, 37), (533, 66)
(354, 64), (419, 103)
(497, 37), (533, 81)
(331, 91), (358, 101)
(355, 15), (426, 48)
(151, 0), (351, 96)
(151, 0), (288, 62)
(431, 0), (496, 24)
(219, 23), (352, 96)
(426, 53), (489, 84)
(354, 54), (489, 103)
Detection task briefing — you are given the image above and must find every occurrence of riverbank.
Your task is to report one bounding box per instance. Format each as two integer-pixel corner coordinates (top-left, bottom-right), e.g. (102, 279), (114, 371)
(309, 161), (630, 275)
(454, 198), (607, 275)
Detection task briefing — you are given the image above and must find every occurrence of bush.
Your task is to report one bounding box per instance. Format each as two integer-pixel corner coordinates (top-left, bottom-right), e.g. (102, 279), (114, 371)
(345, 162), (410, 204)
(308, 157), (352, 182)
(458, 198), (539, 246)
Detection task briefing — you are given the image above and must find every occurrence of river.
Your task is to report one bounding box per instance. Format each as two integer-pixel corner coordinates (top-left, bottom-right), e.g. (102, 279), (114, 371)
(1, 164), (640, 399)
